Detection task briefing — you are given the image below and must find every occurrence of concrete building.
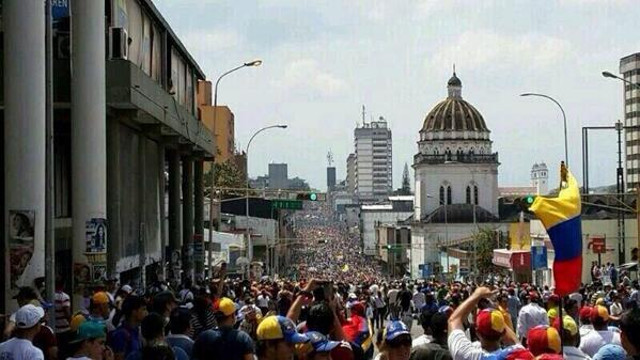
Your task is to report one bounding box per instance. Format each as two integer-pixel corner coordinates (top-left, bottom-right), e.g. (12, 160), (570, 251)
(411, 70), (501, 278)
(327, 167), (336, 191)
(268, 163), (288, 189)
(197, 81), (235, 167)
(620, 53), (640, 190)
(1, 0), (215, 311)
(360, 196), (413, 256)
(376, 224), (411, 277)
(531, 163), (549, 195)
(347, 153), (356, 195)
(354, 118), (393, 202)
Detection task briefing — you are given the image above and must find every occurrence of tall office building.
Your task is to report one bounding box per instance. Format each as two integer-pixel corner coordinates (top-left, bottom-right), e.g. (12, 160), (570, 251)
(327, 167), (336, 191)
(621, 53), (640, 190)
(346, 153), (356, 195)
(354, 117), (393, 201)
(268, 163), (288, 189)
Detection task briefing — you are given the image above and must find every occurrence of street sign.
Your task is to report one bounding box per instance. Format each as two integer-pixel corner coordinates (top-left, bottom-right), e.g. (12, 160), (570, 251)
(591, 236), (606, 254)
(531, 246), (548, 269)
(271, 199), (303, 210)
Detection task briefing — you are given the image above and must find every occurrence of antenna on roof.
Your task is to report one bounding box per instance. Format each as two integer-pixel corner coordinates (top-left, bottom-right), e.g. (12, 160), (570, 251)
(453, 63), (456, 75)
(361, 105), (366, 126)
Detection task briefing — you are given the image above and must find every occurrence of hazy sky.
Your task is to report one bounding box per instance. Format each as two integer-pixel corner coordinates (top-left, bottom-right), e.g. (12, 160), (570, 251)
(154, 0), (638, 191)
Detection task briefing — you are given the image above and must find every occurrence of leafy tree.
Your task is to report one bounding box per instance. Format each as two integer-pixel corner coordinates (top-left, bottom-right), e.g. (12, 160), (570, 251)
(472, 227), (503, 278)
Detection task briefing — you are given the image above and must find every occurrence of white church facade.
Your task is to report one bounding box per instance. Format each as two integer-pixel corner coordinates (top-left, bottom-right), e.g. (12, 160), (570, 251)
(411, 71), (507, 278)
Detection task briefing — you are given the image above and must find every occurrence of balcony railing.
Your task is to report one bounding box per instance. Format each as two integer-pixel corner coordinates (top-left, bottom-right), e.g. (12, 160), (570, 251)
(413, 153), (499, 165)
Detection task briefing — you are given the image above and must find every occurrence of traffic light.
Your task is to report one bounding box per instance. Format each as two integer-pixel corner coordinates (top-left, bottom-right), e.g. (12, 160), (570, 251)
(514, 195), (536, 211)
(296, 192), (318, 201)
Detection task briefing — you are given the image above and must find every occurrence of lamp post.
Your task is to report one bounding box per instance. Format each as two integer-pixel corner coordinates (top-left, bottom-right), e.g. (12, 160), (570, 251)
(520, 93), (569, 167)
(245, 124), (288, 278)
(207, 59), (262, 277)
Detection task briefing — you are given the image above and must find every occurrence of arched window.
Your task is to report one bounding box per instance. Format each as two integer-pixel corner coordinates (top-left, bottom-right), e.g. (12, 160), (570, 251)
(434, 148), (439, 155)
(439, 186), (445, 205)
(474, 185), (479, 205)
(447, 186), (452, 205)
(466, 186), (471, 204)
(469, 147), (475, 155)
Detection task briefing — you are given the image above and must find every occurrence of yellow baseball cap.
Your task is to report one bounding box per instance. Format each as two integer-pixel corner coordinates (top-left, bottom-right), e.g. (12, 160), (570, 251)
(257, 315), (309, 343)
(92, 292), (109, 305)
(214, 297), (236, 316)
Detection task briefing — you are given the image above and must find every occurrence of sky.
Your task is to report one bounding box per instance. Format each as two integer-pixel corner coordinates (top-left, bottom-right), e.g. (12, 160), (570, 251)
(154, 0), (639, 191)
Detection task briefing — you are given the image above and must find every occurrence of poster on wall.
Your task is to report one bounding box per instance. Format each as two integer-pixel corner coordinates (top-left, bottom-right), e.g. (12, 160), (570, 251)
(92, 264), (107, 282)
(9, 210), (35, 289)
(85, 218), (107, 253)
(73, 263), (91, 293)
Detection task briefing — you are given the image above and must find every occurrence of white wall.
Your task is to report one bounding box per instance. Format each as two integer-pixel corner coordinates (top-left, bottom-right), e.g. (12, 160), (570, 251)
(361, 211), (413, 255)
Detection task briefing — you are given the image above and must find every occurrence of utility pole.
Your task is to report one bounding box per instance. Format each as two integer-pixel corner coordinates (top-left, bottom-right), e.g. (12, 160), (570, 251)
(616, 121), (626, 265)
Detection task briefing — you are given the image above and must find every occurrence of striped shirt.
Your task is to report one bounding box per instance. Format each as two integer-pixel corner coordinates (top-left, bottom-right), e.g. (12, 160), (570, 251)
(54, 291), (71, 333)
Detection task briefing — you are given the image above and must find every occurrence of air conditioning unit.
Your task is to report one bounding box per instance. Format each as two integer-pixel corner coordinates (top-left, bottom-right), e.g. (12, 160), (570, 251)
(109, 27), (128, 60)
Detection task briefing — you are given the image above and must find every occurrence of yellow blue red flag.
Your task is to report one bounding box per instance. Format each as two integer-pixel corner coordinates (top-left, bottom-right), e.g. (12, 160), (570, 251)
(529, 164), (582, 296)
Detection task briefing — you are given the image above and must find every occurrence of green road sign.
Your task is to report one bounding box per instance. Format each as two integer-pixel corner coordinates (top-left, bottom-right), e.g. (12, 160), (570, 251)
(271, 199), (303, 210)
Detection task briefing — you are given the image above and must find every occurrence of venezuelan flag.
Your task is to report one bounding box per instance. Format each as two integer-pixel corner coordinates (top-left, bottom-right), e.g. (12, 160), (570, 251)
(529, 164), (582, 296)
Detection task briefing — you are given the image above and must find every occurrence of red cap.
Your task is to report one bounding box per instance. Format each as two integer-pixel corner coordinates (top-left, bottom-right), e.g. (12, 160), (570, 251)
(475, 309), (505, 339)
(549, 294), (560, 303)
(527, 325), (561, 356)
(579, 306), (592, 322)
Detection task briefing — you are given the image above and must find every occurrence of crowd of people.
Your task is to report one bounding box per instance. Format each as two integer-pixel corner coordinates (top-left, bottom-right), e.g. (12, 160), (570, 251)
(4, 204), (640, 360)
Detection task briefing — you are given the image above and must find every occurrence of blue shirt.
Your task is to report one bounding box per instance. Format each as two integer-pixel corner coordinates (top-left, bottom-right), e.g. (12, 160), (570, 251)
(193, 327), (255, 360)
(108, 324), (141, 358)
(125, 345), (189, 360)
(166, 334), (194, 358)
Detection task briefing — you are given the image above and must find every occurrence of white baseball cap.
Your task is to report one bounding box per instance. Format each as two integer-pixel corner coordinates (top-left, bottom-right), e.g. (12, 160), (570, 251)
(121, 285), (133, 294)
(15, 304), (44, 329)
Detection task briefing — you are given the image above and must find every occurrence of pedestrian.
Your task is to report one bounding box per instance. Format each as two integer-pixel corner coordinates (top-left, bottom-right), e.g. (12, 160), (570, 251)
(67, 320), (114, 360)
(526, 325), (561, 357)
(516, 292), (548, 345)
(0, 304), (45, 360)
(108, 295), (147, 360)
(593, 344), (626, 360)
(375, 321), (412, 360)
(619, 308), (640, 358)
(166, 308), (194, 358)
(124, 312), (188, 360)
(410, 310), (451, 360)
(579, 305), (621, 357)
(553, 315), (590, 360)
(192, 297), (255, 360)
(255, 315), (310, 360)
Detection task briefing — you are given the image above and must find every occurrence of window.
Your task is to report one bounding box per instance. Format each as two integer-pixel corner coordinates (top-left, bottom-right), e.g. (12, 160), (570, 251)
(466, 186), (471, 204)
(439, 186), (445, 205)
(469, 147), (475, 155)
(447, 186), (452, 205)
(474, 185), (479, 205)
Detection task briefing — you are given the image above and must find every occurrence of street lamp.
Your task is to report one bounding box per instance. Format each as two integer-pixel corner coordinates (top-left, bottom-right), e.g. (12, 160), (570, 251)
(245, 124), (288, 277)
(208, 59), (262, 277)
(520, 93), (569, 168)
(602, 70), (640, 90)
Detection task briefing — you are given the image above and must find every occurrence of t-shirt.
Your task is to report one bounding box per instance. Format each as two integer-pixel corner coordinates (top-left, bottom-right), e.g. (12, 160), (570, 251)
(166, 334), (194, 357)
(256, 295), (269, 308)
(192, 327), (254, 360)
(108, 324), (141, 358)
(125, 345), (189, 360)
(0, 338), (45, 360)
(411, 339), (453, 360)
(579, 330), (621, 357)
(447, 329), (486, 360)
(54, 291), (71, 333)
(398, 290), (413, 311)
(33, 325), (57, 360)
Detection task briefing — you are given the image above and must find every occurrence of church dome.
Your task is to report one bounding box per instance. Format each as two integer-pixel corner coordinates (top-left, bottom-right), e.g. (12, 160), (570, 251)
(421, 72), (490, 135)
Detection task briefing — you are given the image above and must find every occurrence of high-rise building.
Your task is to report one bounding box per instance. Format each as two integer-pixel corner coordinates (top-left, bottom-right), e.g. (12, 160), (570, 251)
(620, 53), (640, 190)
(346, 153), (356, 194)
(354, 118), (393, 201)
(327, 167), (336, 191)
(268, 163), (288, 189)
(531, 163), (549, 195)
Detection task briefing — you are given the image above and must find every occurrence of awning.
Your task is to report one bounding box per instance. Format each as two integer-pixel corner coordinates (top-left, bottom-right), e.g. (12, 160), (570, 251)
(492, 249), (531, 270)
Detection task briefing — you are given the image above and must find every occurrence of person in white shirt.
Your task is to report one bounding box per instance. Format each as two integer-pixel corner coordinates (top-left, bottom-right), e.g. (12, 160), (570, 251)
(0, 304), (45, 360)
(412, 308), (434, 348)
(556, 315), (592, 360)
(579, 305), (621, 357)
(610, 293), (623, 318)
(516, 292), (549, 345)
(447, 287), (523, 360)
(413, 289), (426, 314)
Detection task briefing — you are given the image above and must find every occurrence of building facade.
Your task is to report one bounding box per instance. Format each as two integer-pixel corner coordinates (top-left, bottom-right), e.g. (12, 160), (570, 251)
(531, 163), (549, 195)
(620, 53), (640, 190)
(268, 163), (288, 189)
(327, 167), (336, 191)
(354, 118), (393, 202)
(346, 153), (356, 195)
(1, 0), (215, 311)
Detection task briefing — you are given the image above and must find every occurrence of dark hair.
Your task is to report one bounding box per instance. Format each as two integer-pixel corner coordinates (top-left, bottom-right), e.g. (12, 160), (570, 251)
(169, 308), (191, 335)
(141, 313), (166, 341)
(620, 309), (640, 350)
(141, 344), (175, 360)
(420, 309), (436, 333)
(564, 299), (578, 313)
(152, 291), (177, 315)
(122, 296), (147, 318)
(430, 312), (448, 337)
(306, 302), (334, 335)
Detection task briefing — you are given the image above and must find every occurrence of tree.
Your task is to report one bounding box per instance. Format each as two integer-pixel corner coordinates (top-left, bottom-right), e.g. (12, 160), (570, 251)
(205, 159), (245, 196)
(472, 227), (504, 278)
